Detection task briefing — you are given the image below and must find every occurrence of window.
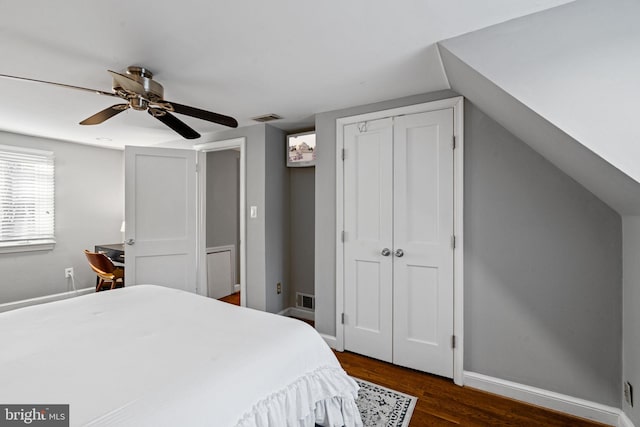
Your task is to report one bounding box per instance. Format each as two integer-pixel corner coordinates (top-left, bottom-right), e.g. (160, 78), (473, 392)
(0, 144), (55, 253)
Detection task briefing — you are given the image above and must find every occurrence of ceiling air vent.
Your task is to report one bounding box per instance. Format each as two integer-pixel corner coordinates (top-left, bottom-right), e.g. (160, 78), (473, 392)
(252, 113), (282, 123)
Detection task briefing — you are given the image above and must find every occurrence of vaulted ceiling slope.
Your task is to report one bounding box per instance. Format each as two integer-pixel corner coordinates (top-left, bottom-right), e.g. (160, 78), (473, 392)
(0, 0), (572, 149)
(439, 0), (640, 214)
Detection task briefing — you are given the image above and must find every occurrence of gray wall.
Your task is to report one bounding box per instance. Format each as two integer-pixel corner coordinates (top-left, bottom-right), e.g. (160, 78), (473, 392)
(289, 167), (315, 307)
(464, 101), (621, 406)
(206, 149), (240, 282)
(623, 216), (640, 424)
(315, 92), (622, 407)
(182, 124), (288, 313)
(0, 131), (123, 304)
(264, 125), (289, 314)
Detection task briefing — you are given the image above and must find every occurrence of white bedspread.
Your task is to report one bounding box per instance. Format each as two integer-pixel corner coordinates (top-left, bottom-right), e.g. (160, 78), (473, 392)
(0, 285), (362, 426)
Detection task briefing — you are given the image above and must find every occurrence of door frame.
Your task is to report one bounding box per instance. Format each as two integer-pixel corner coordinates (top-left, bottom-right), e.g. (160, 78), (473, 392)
(335, 97), (464, 385)
(195, 137), (247, 307)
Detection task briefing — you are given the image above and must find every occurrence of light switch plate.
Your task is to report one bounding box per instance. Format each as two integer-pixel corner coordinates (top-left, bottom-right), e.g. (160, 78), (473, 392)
(250, 206), (258, 218)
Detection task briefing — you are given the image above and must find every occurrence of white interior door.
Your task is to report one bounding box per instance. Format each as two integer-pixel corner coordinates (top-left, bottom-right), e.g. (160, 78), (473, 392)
(343, 118), (394, 362)
(125, 146), (197, 293)
(392, 109), (454, 377)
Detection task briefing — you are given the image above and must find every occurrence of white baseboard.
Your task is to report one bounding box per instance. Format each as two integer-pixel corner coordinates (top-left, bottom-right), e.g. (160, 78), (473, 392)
(320, 334), (338, 349)
(619, 412), (636, 427)
(288, 307), (315, 321)
(277, 306), (315, 321)
(275, 308), (341, 350)
(0, 287), (93, 313)
(464, 371), (630, 426)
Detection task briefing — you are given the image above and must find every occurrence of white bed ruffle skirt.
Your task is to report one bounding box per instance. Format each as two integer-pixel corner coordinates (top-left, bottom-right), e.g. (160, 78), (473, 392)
(235, 366), (363, 427)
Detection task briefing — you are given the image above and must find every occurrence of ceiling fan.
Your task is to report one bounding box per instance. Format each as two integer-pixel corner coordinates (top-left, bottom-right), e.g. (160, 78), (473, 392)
(0, 66), (238, 139)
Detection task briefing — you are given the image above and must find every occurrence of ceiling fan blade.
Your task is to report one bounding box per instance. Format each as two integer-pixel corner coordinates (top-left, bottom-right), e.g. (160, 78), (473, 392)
(108, 70), (147, 97)
(0, 73), (116, 97)
(79, 104), (130, 125)
(148, 108), (200, 139)
(163, 101), (238, 128)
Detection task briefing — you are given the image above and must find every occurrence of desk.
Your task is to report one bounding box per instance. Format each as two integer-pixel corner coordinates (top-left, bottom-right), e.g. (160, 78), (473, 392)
(95, 243), (125, 265)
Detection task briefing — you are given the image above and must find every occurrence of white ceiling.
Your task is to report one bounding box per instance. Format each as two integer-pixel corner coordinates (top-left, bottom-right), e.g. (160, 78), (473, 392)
(0, 0), (572, 149)
(441, 0), (640, 185)
(439, 0), (640, 214)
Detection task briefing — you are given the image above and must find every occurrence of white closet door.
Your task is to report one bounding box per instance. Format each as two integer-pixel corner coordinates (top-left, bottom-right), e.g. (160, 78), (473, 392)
(392, 109), (454, 377)
(343, 118), (394, 362)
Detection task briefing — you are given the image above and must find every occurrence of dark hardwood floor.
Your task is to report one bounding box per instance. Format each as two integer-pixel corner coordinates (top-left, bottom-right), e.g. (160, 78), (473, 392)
(218, 291), (240, 305)
(217, 294), (604, 425)
(334, 351), (609, 427)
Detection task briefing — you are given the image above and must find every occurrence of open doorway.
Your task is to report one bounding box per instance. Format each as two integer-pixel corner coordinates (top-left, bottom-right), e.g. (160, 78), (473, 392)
(195, 138), (246, 306)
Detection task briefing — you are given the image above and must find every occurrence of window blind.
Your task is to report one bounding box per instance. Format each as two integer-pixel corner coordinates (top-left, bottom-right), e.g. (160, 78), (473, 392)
(0, 145), (54, 251)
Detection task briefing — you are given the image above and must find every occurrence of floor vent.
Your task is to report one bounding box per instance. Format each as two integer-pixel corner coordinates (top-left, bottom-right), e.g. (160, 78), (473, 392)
(251, 113), (282, 123)
(296, 292), (315, 310)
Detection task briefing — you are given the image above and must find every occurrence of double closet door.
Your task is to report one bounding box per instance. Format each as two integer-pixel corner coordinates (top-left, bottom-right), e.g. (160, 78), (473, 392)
(343, 108), (454, 378)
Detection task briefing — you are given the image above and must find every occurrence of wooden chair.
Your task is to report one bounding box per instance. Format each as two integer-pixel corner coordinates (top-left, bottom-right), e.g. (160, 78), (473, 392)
(84, 249), (125, 292)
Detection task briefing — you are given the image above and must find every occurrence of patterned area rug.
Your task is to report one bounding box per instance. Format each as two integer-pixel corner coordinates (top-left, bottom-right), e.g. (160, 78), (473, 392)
(354, 378), (417, 427)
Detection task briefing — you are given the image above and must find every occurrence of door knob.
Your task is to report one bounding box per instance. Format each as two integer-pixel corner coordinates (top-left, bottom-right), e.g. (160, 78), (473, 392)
(394, 248), (404, 257)
(381, 248), (391, 256)
(125, 239), (135, 245)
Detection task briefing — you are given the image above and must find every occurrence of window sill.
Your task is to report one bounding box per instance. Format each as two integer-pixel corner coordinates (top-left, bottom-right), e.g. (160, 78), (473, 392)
(0, 241), (56, 254)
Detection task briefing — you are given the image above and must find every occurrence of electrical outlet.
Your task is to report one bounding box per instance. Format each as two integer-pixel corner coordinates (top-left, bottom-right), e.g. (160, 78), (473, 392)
(625, 381), (634, 407)
(64, 267), (74, 278)
(276, 282), (282, 294)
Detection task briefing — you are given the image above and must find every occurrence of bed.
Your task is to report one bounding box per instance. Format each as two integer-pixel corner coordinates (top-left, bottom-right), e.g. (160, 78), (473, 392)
(0, 285), (362, 426)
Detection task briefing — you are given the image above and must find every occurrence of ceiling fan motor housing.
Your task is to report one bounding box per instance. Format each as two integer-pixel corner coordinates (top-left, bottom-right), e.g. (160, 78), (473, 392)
(112, 65), (164, 107)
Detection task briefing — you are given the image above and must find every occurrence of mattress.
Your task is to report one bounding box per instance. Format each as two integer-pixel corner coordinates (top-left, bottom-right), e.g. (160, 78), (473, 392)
(0, 285), (362, 426)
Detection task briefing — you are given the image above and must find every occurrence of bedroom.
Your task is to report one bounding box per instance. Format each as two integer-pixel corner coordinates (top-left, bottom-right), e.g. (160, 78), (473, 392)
(1, 1), (639, 426)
